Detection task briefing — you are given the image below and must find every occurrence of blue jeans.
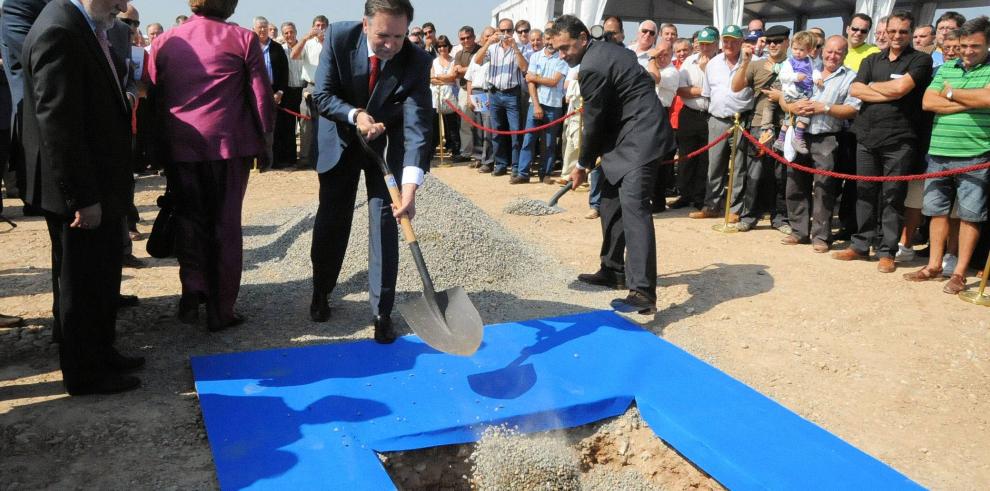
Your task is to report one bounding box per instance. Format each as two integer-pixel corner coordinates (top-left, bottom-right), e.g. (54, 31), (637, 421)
(518, 104), (563, 178)
(490, 89), (522, 173)
(589, 167), (603, 210)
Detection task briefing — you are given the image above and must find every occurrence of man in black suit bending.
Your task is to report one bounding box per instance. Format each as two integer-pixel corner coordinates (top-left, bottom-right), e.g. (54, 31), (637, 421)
(554, 15), (676, 317)
(22, 0), (143, 395)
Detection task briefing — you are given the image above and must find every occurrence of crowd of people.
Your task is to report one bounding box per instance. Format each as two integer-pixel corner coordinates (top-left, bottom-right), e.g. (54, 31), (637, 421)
(0, 0), (987, 396)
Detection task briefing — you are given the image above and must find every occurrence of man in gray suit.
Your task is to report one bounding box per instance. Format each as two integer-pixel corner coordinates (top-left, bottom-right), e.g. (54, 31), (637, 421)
(553, 15), (676, 316)
(309, 0), (432, 343)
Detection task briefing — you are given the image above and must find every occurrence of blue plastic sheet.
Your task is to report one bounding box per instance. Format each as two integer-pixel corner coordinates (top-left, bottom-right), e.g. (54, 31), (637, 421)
(192, 310), (923, 490)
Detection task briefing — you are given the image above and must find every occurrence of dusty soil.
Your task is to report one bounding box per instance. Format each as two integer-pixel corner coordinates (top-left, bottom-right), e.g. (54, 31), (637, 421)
(1, 160), (988, 490)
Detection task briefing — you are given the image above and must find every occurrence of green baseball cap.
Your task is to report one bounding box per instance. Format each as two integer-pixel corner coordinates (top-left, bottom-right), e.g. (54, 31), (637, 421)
(697, 28), (717, 44)
(722, 24), (743, 39)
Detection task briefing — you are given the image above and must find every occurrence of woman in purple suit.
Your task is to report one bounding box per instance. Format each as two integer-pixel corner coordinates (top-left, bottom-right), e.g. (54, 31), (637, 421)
(148, 0), (275, 331)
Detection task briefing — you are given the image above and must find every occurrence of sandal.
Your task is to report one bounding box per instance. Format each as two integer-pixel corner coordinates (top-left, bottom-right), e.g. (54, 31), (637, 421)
(943, 274), (966, 294)
(903, 267), (943, 282)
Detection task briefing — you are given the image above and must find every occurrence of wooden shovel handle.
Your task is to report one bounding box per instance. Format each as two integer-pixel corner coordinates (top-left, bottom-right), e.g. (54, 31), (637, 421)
(383, 173), (417, 244)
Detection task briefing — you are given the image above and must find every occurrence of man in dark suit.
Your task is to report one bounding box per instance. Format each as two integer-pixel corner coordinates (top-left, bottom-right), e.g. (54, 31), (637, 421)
(309, 0), (432, 343)
(22, 0), (142, 395)
(253, 16), (291, 168)
(554, 15), (676, 317)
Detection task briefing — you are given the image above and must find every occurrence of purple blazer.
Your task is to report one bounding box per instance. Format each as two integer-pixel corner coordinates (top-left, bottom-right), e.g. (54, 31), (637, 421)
(148, 14), (274, 163)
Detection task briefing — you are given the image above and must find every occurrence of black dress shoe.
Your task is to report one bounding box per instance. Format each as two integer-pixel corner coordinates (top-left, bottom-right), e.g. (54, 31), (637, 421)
(310, 293), (331, 322)
(177, 294), (201, 324)
(373, 315), (397, 344)
(577, 268), (626, 290)
(66, 374), (141, 396)
(207, 313), (244, 332)
(122, 254), (146, 269)
(106, 348), (145, 372)
(477, 165), (493, 173)
(610, 291), (658, 315)
(118, 294), (139, 308)
(669, 197), (692, 209)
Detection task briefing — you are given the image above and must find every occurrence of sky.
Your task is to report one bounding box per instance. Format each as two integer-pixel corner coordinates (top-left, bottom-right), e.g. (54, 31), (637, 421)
(132, 1), (986, 43)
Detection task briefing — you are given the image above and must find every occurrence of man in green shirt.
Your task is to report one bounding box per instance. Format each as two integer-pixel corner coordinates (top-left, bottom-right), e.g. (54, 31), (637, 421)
(844, 13), (881, 71)
(904, 16), (990, 294)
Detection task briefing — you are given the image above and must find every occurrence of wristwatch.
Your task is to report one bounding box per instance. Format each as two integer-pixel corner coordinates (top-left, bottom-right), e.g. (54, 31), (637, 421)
(946, 89), (954, 100)
(822, 103), (832, 115)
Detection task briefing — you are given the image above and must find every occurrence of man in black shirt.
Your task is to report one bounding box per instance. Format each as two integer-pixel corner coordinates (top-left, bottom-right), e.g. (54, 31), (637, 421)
(833, 11), (932, 273)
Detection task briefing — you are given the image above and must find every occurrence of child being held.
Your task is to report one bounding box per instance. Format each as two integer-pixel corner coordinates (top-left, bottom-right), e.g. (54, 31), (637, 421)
(774, 31), (821, 155)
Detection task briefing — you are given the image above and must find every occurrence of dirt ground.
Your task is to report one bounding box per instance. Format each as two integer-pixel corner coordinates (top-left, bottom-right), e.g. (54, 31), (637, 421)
(1, 161), (989, 489)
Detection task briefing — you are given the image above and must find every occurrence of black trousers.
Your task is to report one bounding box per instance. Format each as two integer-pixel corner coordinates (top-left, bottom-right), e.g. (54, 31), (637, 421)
(599, 162), (658, 301)
(0, 127), (9, 215)
(852, 142), (912, 258)
(785, 133), (840, 242)
(311, 149), (400, 317)
(273, 87), (303, 167)
(675, 107), (708, 205)
(45, 211), (123, 388)
(836, 131), (858, 234)
(651, 150), (677, 212)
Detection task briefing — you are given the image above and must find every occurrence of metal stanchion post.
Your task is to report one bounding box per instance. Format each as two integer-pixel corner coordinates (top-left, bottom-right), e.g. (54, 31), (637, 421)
(435, 94), (452, 167)
(959, 261), (990, 306)
(713, 113), (741, 234)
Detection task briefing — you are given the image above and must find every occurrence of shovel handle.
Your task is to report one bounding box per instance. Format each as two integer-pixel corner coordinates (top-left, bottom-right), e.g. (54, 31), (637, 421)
(383, 173), (418, 244)
(547, 183), (572, 208)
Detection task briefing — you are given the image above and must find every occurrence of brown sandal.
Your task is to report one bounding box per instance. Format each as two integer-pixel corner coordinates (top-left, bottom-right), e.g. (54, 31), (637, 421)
(943, 274), (966, 294)
(903, 267), (943, 282)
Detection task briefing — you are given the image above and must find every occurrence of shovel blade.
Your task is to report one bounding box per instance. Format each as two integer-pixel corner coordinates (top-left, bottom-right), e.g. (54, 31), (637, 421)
(398, 287), (484, 356)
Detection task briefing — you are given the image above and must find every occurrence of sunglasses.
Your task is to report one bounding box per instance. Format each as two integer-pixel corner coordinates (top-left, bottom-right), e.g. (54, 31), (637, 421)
(423, 29), (435, 34)
(410, 31), (422, 36)
(500, 28), (513, 33)
(641, 29), (656, 36)
(517, 28), (530, 34)
(767, 38), (786, 45)
(849, 26), (871, 34)
(121, 18), (139, 28)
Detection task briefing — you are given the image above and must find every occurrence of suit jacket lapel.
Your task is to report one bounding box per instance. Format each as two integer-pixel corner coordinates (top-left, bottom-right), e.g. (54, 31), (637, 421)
(352, 34), (370, 106)
(68, 6), (127, 113)
(368, 50), (402, 114)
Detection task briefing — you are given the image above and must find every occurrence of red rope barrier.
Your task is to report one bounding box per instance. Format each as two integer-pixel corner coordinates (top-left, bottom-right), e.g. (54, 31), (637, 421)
(740, 129), (990, 182)
(280, 106), (311, 120)
(661, 129), (731, 165)
(444, 99), (580, 135)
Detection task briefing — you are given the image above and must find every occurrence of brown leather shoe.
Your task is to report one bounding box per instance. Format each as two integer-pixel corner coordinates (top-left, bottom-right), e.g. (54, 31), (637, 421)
(943, 274), (966, 294)
(831, 248), (866, 261)
(812, 240), (829, 253)
(688, 208), (719, 219)
(903, 267), (943, 282)
(877, 257), (896, 273)
(780, 234), (807, 245)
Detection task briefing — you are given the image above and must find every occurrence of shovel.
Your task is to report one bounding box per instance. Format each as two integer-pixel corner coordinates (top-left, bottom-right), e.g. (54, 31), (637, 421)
(355, 131), (484, 356)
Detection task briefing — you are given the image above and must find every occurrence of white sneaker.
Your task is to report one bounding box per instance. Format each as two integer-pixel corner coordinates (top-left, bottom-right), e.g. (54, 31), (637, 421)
(942, 253), (958, 277)
(895, 244), (916, 262)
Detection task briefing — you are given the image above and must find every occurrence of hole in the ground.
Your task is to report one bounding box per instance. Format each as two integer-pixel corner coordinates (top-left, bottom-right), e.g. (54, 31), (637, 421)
(381, 405), (724, 490)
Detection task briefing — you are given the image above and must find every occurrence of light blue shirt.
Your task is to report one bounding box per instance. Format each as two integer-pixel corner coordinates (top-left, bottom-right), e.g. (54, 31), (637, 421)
(528, 49), (568, 108)
(68, 0), (98, 33)
(260, 40), (274, 83)
(808, 65), (861, 135)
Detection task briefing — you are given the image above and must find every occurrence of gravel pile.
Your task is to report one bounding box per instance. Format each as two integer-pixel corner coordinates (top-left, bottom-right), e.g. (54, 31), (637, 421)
(581, 468), (662, 490)
(503, 198), (563, 216)
(470, 426), (581, 490)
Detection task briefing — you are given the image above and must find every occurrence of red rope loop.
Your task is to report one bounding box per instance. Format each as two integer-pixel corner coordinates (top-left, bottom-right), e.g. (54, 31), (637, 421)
(740, 129), (990, 182)
(280, 106), (311, 120)
(444, 99), (580, 135)
(661, 129), (732, 165)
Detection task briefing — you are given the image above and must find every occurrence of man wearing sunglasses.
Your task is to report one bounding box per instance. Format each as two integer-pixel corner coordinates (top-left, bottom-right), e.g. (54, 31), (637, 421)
(453, 26), (480, 162)
(844, 13), (880, 71)
(838, 11), (933, 273)
(631, 20), (658, 72)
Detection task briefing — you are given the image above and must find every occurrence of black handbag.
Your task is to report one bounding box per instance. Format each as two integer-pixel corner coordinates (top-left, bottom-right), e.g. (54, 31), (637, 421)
(146, 177), (176, 259)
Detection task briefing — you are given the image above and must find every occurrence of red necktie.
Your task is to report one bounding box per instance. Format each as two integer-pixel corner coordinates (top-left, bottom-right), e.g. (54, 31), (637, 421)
(368, 55), (380, 95)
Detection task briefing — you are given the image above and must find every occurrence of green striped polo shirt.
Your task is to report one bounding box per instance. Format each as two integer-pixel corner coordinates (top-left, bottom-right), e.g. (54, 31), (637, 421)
(927, 59), (990, 158)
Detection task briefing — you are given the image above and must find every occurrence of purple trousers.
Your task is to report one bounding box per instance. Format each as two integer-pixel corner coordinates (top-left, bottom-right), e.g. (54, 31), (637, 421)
(172, 158), (251, 323)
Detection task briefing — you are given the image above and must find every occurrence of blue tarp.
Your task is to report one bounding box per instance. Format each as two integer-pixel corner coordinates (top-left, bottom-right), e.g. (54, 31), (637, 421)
(191, 310), (924, 490)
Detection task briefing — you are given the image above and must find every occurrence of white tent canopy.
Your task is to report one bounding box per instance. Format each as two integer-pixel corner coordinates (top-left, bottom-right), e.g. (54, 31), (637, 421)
(492, 0), (985, 34)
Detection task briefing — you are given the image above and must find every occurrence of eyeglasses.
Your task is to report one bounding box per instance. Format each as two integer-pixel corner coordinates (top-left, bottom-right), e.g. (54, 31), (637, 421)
(641, 29), (656, 36)
(517, 28), (530, 34)
(849, 26), (869, 34)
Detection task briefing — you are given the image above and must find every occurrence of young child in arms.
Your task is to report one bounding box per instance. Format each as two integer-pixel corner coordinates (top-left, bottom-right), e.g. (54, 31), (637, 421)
(774, 31), (821, 155)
